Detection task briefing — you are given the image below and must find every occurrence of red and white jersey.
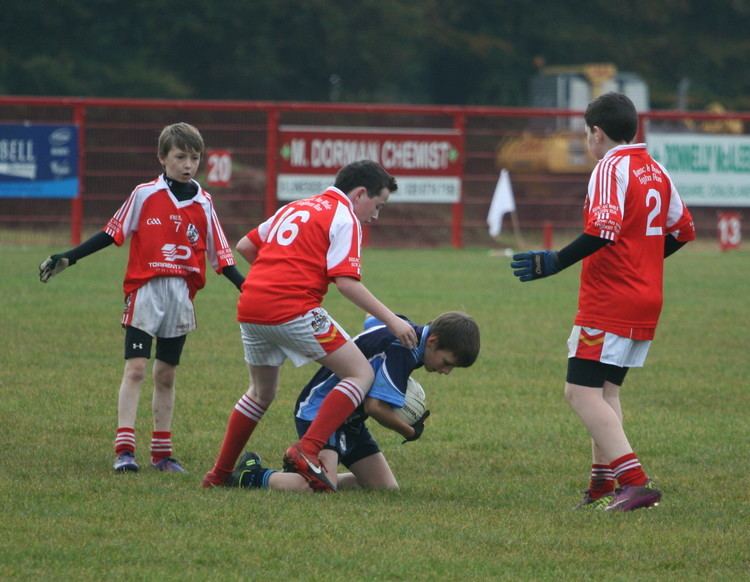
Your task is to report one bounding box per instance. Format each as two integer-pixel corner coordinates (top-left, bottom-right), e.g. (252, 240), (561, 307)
(237, 187), (361, 324)
(577, 144), (695, 339)
(104, 175), (235, 299)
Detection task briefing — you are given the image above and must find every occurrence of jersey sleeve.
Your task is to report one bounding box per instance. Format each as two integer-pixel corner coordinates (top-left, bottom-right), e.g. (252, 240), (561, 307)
(368, 345), (418, 408)
(584, 158), (625, 242)
(659, 164), (697, 242)
(205, 196), (236, 272)
(104, 187), (142, 246)
(247, 204), (289, 249)
(326, 202), (361, 280)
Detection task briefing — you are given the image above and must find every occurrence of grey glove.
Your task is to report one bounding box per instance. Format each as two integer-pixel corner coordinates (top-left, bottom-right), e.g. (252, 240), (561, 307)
(39, 254), (71, 283)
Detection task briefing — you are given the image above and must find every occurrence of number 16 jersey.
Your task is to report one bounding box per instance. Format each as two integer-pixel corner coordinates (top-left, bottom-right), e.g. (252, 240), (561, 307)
(577, 144), (695, 340)
(237, 187), (362, 324)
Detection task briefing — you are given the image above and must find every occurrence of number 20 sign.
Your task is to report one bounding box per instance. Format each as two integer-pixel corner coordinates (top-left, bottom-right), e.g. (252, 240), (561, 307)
(206, 149), (232, 187)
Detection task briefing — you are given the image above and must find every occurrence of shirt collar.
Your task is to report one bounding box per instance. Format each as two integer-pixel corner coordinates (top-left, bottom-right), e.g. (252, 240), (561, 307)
(323, 186), (354, 210)
(603, 143), (647, 159)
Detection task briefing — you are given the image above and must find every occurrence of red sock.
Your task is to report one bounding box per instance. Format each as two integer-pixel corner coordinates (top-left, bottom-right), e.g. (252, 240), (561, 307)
(150, 431), (172, 463)
(611, 452), (648, 487)
(114, 427), (135, 455)
(299, 380), (363, 456)
(212, 395), (266, 479)
(588, 463), (616, 498)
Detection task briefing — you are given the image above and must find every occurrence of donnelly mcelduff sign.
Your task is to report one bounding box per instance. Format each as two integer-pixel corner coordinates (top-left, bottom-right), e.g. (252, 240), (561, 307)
(277, 126), (463, 203)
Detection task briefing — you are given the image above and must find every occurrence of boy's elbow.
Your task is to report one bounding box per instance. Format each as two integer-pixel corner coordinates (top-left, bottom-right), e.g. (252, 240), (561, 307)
(236, 237), (256, 262)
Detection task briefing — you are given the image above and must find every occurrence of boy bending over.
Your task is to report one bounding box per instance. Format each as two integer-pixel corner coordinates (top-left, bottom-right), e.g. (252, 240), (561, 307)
(231, 312), (480, 491)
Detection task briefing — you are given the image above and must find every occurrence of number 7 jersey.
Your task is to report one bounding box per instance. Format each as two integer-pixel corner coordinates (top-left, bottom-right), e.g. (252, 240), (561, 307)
(577, 144), (695, 339)
(237, 187), (362, 324)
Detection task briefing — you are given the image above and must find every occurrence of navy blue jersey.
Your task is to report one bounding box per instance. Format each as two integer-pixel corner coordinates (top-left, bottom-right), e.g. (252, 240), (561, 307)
(295, 315), (428, 425)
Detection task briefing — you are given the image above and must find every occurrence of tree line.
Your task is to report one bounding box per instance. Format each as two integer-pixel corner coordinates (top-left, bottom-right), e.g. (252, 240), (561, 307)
(3, 0), (749, 110)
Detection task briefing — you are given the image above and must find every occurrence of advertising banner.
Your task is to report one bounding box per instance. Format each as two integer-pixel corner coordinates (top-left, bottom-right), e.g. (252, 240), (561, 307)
(277, 126), (462, 203)
(648, 132), (750, 207)
(0, 124), (79, 198)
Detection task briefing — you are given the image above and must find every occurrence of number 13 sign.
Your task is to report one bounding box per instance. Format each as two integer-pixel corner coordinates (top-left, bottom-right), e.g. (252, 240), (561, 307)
(206, 149), (232, 187)
(718, 212), (741, 251)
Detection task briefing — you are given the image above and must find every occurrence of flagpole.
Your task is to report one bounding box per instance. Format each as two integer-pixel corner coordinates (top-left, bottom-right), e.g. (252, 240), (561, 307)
(510, 209), (525, 247)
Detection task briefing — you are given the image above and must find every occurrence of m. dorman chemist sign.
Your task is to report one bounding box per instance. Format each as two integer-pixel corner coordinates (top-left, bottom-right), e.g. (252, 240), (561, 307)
(277, 126), (462, 203)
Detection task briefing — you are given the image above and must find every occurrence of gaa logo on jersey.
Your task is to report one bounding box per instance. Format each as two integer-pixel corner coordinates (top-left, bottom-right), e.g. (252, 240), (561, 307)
(186, 223), (199, 245)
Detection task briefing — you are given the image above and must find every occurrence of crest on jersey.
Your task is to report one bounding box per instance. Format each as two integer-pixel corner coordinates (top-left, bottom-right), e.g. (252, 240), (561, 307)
(186, 223), (199, 245)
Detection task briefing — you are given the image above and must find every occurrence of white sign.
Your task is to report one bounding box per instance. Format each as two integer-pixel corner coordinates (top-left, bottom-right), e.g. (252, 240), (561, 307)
(277, 174), (460, 203)
(648, 132), (750, 206)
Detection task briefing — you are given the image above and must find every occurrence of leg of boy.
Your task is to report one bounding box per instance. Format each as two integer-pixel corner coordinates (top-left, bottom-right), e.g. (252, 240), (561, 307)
(592, 381), (625, 467)
(202, 365), (278, 487)
(586, 381), (623, 493)
(232, 449), (338, 492)
(149, 359), (187, 472)
(113, 358), (147, 472)
(564, 382), (633, 462)
(118, 358), (147, 429)
(292, 341), (374, 458)
(347, 452), (399, 490)
(152, 360), (176, 433)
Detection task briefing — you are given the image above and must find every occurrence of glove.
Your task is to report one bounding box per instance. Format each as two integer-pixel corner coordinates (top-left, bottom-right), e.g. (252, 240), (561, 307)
(402, 410), (430, 444)
(39, 254), (71, 283)
(510, 250), (560, 282)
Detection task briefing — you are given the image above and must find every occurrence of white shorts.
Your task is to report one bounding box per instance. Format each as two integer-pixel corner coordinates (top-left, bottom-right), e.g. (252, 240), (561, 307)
(567, 326), (651, 368)
(240, 307), (350, 367)
(122, 277), (196, 338)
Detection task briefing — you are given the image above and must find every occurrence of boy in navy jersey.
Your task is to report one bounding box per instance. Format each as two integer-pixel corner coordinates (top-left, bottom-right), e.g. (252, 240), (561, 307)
(230, 312), (479, 491)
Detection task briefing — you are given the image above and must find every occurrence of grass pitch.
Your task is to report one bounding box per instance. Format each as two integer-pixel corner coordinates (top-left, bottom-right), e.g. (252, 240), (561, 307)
(1, 240), (749, 580)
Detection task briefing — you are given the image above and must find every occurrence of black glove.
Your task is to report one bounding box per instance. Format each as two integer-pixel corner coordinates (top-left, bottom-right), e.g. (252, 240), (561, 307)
(402, 410), (430, 443)
(510, 250), (560, 282)
(39, 254), (73, 283)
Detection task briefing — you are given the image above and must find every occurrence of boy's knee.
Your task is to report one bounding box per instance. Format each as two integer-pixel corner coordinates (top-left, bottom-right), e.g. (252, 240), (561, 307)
(564, 383), (582, 407)
(153, 362), (176, 390)
(360, 365), (375, 388)
(124, 358), (148, 384)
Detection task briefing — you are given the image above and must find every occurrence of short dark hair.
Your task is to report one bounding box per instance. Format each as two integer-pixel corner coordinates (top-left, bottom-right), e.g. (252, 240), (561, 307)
(584, 92), (638, 143)
(334, 160), (397, 198)
(428, 311), (480, 367)
(158, 122), (204, 158)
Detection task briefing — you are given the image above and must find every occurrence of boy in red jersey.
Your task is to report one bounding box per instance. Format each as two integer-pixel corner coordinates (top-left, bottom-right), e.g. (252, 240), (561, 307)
(202, 160), (418, 491)
(39, 122), (244, 474)
(510, 93), (695, 511)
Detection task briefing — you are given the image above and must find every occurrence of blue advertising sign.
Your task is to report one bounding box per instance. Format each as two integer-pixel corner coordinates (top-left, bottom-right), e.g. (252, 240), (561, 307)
(0, 124), (79, 198)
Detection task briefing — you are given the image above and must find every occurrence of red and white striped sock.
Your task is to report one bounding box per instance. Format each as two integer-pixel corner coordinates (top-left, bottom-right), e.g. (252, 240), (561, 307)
(588, 463), (616, 498)
(114, 427), (136, 456)
(299, 380), (364, 457)
(212, 394), (267, 479)
(611, 452), (648, 487)
(150, 431), (173, 463)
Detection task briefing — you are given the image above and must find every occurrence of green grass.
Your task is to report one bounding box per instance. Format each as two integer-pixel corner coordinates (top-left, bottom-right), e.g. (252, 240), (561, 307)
(1, 241), (749, 580)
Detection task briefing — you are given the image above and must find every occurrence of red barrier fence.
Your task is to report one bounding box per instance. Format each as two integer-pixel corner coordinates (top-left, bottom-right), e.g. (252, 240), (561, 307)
(2, 95), (749, 247)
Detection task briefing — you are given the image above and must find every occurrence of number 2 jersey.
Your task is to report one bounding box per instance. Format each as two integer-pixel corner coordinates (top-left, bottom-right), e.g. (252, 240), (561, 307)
(237, 186), (362, 324)
(104, 174), (236, 299)
(577, 144), (695, 340)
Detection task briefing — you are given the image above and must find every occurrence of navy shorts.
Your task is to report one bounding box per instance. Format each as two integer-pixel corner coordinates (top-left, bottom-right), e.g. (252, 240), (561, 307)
(295, 417), (380, 469)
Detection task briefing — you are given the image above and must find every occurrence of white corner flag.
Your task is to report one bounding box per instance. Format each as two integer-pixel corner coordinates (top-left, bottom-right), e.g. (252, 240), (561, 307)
(487, 168), (516, 237)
